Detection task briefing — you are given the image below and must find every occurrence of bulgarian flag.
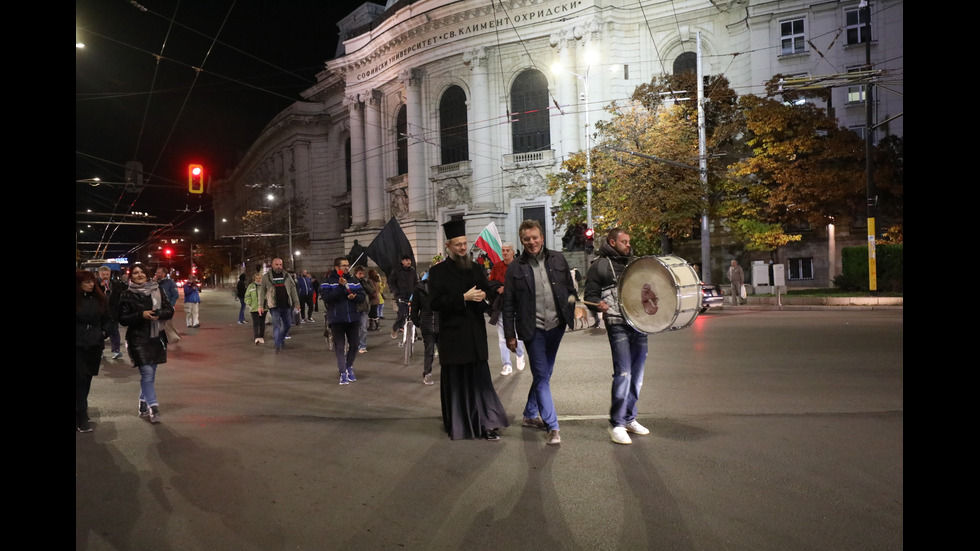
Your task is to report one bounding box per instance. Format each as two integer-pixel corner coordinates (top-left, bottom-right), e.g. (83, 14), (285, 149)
(475, 221), (503, 264)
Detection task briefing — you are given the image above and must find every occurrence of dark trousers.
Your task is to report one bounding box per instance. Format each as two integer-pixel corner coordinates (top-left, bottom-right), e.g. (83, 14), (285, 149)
(299, 295), (315, 320)
(330, 322), (360, 374)
(250, 311), (267, 339)
(422, 331), (438, 376)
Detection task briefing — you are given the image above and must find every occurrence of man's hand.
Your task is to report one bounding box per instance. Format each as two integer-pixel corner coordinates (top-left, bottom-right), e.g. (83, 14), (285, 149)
(597, 300), (610, 312)
(258, 307), (264, 316)
(506, 337), (517, 353)
(463, 286), (485, 302)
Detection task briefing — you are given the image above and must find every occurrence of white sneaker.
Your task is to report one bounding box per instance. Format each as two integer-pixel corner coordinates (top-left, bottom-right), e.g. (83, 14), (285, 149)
(254, 338), (260, 345)
(515, 353), (526, 371)
(625, 420), (650, 435)
(500, 364), (513, 376)
(609, 426), (632, 445)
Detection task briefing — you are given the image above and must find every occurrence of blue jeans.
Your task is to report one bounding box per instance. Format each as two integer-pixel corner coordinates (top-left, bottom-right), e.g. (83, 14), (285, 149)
(606, 323), (648, 427)
(496, 319), (525, 368)
(269, 307), (294, 349)
(358, 311), (368, 349)
(138, 363), (159, 406)
(522, 325), (565, 430)
(238, 298), (247, 323)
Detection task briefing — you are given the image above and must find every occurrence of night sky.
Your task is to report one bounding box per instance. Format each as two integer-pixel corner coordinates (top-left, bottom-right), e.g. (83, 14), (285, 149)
(76, 0), (374, 261)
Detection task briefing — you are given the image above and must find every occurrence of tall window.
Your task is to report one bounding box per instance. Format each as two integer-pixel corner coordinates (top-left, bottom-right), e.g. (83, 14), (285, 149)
(396, 106), (408, 175)
(780, 18), (806, 55)
(344, 137), (352, 192)
(847, 66), (866, 103)
(439, 86), (469, 164)
(845, 7), (871, 45)
(788, 258), (814, 280)
(510, 70), (551, 153)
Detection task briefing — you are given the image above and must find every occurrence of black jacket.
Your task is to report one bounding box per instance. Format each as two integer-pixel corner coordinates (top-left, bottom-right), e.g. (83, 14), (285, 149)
(76, 292), (112, 349)
(389, 264), (419, 301)
(502, 247), (575, 342)
(118, 289), (175, 366)
(410, 277), (439, 335)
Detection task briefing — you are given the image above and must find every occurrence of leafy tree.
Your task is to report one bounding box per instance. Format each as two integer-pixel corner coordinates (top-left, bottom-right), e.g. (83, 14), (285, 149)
(548, 73), (740, 254)
(723, 94), (866, 249)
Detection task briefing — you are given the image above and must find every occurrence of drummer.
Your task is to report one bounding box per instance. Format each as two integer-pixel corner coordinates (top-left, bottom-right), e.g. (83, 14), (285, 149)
(584, 228), (651, 445)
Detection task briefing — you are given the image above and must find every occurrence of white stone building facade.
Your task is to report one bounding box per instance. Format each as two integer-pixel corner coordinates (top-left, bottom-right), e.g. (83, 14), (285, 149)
(213, 0), (903, 282)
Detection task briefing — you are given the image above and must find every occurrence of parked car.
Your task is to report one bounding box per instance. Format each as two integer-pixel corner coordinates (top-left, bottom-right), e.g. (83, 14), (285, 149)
(700, 282), (724, 313)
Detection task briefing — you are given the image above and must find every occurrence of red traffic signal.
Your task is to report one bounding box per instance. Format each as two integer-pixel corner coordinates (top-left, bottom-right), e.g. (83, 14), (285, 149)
(584, 228), (595, 239)
(164, 248), (173, 259)
(188, 164), (205, 194)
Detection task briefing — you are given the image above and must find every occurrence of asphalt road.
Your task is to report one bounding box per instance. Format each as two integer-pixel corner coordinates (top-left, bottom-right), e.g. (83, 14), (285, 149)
(76, 289), (903, 551)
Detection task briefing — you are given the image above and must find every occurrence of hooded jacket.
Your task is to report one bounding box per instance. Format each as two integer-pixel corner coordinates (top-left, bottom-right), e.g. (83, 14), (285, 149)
(584, 239), (633, 326)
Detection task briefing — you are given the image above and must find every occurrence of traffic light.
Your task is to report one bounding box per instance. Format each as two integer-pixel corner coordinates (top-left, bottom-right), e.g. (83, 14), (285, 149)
(584, 227), (595, 255)
(164, 248), (173, 259)
(188, 164), (205, 194)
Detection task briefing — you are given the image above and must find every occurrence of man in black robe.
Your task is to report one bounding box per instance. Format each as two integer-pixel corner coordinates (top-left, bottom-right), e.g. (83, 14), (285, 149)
(428, 219), (509, 441)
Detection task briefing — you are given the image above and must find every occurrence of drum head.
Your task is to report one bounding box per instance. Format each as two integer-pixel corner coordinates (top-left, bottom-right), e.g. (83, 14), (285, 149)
(618, 256), (701, 334)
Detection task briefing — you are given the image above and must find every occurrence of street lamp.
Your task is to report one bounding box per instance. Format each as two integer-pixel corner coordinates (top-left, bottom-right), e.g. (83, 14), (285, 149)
(552, 55), (618, 263)
(266, 191), (294, 271)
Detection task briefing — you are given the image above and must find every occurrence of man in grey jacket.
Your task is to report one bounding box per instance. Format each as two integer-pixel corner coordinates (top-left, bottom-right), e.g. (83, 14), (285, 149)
(258, 258), (300, 353)
(584, 228), (651, 445)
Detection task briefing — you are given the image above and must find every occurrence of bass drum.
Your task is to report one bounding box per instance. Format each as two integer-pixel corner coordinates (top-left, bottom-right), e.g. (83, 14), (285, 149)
(618, 255), (703, 334)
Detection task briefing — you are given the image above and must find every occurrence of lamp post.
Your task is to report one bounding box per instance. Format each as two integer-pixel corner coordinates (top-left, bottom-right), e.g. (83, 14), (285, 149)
(266, 192), (294, 271)
(552, 57), (617, 263)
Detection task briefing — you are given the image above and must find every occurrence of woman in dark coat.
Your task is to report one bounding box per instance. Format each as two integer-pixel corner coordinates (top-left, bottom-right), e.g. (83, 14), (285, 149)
(76, 270), (113, 433)
(117, 265), (175, 424)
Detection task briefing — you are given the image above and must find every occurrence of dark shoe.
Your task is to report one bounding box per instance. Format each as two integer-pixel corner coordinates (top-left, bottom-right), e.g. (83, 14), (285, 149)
(77, 420), (94, 433)
(138, 401), (150, 417)
(484, 430), (501, 442)
(521, 417), (546, 430)
(346, 367), (357, 382)
(149, 405), (161, 424)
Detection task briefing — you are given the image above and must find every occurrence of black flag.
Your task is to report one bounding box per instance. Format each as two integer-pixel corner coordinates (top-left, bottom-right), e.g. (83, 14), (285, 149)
(365, 217), (415, 277)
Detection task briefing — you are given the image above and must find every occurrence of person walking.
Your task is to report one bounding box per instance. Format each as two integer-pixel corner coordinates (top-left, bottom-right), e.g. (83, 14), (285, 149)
(153, 267), (181, 343)
(352, 265), (371, 354)
(728, 259), (745, 305)
(97, 266), (124, 360)
(410, 266), (440, 386)
(366, 269), (382, 331)
(297, 269), (316, 323)
(117, 265), (175, 424)
(428, 219), (508, 441)
(389, 255), (419, 339)
(236, 273), (248, 324)
(76, 270), (113, 432)
(502, 219), (576, 446)
(183, 276), (201, 328)
(322, 257), (366, 385)
(585, 228), (651, 445)
(258, 258), (300, 353)
(488, 242), (526, 376)
(244, 272), (267, 344)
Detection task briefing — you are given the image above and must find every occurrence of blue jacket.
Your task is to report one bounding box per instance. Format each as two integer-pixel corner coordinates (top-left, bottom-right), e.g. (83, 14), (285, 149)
(183, 280), (201, 303)
(158, 277), (179, 306)
(321, 270), (366, 325)
(296, 275), (314, 297)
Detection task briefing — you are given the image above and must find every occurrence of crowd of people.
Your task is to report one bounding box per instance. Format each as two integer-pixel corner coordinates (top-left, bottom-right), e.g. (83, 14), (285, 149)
(78, 226), (679, 446)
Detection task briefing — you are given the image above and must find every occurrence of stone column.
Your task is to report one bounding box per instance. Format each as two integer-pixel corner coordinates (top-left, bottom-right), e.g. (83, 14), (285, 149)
(347, 96), (367, 227)
(365, 89), (386, 227)
(463, 47), (493, 211)
(405, 69), (427, 217)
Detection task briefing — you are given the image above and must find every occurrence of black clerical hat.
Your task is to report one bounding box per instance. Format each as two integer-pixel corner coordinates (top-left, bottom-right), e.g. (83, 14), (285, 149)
(443, 219), (466, 240)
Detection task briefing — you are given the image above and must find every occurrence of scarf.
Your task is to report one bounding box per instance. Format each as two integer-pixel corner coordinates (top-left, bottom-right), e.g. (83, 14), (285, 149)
(128, 279), (163, 337)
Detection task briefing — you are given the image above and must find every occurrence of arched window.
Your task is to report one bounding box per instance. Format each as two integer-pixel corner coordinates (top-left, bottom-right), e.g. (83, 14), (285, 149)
(673, 52), (696, 75)
(439, 85), (469, 164)
(396, 106), (408, 175)
(510, 69), (551, 153)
